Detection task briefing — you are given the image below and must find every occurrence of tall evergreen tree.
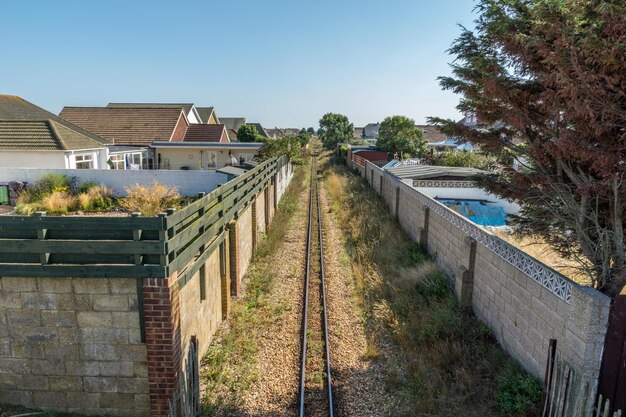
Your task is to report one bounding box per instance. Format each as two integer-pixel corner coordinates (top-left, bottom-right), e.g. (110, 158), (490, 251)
(430, 0), (626, 294)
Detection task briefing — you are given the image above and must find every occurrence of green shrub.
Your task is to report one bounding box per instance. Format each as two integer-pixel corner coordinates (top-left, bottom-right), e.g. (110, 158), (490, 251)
(18, 173), (73, 203)
(496, 363), (542, 415)
(415, 270), (450, 300)
(406, 243), (429, 266)
(78, 185), (114, 211)
(77, 181), (98, 194)
(430, 149), (498, 171)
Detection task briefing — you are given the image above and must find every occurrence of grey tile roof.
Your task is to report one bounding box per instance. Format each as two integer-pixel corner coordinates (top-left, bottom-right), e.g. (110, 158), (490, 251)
(0, 94), (109, 146)
(387, 165), (486, 180)
(220, 117), (246, 131)
(196, 107), (216, 124)
(0, 120), (105, 151)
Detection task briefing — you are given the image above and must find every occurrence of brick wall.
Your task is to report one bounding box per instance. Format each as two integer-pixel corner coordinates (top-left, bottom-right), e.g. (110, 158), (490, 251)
(0, 277), (149, 416)
(362, 161), (611, 387)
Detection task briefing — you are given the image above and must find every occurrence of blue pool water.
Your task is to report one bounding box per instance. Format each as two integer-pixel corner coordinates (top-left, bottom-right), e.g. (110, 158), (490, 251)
(438, 200), (507, 226)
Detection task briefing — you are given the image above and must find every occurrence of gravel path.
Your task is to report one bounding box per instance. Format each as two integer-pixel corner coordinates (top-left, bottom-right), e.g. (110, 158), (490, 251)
(236, 181), (309, 416)
(319, 182), (404, 417)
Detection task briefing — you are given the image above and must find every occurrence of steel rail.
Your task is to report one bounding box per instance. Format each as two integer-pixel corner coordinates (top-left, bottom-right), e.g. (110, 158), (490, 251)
(299, 155), (334, 417)
(315, 156), (334, 417)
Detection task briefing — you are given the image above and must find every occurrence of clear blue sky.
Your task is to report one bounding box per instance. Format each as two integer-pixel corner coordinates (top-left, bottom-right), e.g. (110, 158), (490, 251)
(0, 0), (476, 128)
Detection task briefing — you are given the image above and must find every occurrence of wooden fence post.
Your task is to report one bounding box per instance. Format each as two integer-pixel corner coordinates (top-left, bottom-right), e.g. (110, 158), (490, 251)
(34, 211), (49, 265)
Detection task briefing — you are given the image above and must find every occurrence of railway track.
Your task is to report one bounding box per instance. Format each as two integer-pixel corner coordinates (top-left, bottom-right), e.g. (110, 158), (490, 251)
(299, 154), (334, 417)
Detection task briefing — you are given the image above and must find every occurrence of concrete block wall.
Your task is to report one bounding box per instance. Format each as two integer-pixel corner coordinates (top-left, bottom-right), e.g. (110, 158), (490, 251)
(0, 277), (149, 416)
(362, 161), (611, 386)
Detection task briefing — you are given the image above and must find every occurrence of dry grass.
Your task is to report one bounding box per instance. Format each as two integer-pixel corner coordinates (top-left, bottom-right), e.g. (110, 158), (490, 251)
(42, 191), (79, 214)
(494, 231), (592, 286)
(119, 181), (182, 216)
(201, 161), (309, 416)
(323, 156), (541, 416)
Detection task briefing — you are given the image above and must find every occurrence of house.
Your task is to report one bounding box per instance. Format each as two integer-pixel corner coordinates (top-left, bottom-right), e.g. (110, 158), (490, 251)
(196, 107), (220, 124)
(183, 124), (229, 143)
(107, 103), (204, 124)
(0, 95), (109, 169)
(221, 117), (246, 140)
(60, 105), (191, 169)
(416, 125), (447, 144)
(247, 123), (269, 139)
(151, 142), (263, 170)
(266, 128), (300, 139)
(354, 127), (364, 139)
(363, 123), (381, 139)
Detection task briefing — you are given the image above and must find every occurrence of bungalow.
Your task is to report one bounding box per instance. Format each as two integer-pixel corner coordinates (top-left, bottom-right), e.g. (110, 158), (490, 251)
(220, 117), (246, 140)
(107, 103), (204, 124)
(151, 142), (263, 170)
(60, 105), (191, 169)
(363, 123), (381, 139)
(0, 95), (109, 169)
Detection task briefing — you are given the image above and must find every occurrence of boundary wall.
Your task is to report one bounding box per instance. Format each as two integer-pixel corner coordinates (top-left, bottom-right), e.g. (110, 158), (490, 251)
(0, 157), (294, 416)
(360, 159), (610, 389)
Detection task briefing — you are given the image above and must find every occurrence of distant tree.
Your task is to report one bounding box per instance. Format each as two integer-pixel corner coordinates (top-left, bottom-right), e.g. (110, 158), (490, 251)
(237, 124), (265, 143)
(377, 116), (427, 158)
(307, 127), (315, 135)
(255, 135), (302, 162)
(429, 0), (626, 294)
(297, 128), (312, 146)
(318, 113), (354, 148)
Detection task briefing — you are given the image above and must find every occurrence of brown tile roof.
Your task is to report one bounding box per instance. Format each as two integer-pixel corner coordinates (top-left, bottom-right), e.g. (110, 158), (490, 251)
(183, 124), (228, 143)
(60, 107), (184, 146)
(0, 120), (105, 151)
(0, 95), (109, 146)
(416, 125), (447, 143)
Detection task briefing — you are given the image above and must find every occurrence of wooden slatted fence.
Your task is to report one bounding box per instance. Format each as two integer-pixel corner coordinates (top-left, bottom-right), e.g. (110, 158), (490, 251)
(0, 155), (288, 282)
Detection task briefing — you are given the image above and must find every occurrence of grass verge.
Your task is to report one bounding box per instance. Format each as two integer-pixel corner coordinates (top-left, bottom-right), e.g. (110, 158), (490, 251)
(322, 155), (541, 416)
(200, 159), (309, 416)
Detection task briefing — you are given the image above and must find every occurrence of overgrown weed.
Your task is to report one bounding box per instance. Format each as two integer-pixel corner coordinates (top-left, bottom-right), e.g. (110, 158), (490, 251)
(322, 155), (541, 416)
(201, 160), (309, 416)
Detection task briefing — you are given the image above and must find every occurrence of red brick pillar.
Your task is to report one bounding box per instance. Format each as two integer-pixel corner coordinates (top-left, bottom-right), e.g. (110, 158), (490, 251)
(143, 274), (182, 417)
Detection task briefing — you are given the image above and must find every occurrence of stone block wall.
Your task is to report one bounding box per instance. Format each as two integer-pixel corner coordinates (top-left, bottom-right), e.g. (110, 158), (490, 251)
(0, 161), (294, 417)
(362, 161), (611, 386)
(0, 277), (149, 416)
(237, 204), (253, 286)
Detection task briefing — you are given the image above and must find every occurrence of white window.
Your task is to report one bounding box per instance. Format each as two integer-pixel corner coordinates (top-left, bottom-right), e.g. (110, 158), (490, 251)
(74, 154), (93, 169)
(110, 154), (125, 170)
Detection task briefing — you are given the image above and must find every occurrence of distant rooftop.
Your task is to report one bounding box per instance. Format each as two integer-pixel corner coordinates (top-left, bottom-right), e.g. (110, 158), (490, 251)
(387, 164), (486, 180)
